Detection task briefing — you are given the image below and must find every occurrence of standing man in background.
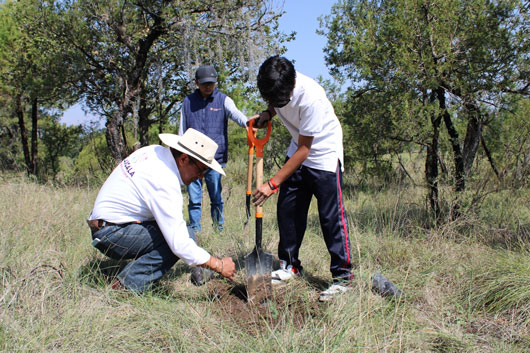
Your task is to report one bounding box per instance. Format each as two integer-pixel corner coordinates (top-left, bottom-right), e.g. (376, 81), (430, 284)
(179, 65), (248, 234)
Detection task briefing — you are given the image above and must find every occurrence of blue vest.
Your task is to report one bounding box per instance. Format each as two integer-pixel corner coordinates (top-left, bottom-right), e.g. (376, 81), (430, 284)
(182, 89), (228, 163)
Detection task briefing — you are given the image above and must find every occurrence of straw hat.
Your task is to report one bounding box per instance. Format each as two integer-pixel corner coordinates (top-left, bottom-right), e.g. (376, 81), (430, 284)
(159, 129), (225, 176)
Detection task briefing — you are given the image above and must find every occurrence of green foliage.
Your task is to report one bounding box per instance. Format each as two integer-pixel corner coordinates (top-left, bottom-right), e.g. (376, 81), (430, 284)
(0, 0), (77, 102)
(0, 0), (82, 179)
(0, 94), (22, 171)
(72, 130), (115, 185)
(485, 98), (530, 187)
(34, 0), (287, 159)
(1, 0), (290, 172)
(2, 0), (286, 179)
(39, 116), (84, 179)
(320, 0), (530, 189)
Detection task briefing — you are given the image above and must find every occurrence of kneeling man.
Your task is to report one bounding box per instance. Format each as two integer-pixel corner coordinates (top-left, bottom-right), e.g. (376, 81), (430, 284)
(87, 128), (236, 293)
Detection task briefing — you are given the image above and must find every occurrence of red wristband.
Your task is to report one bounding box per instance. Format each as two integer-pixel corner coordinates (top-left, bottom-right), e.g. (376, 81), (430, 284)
(268, 178), (279, 191)
(267, 180), (278, 193)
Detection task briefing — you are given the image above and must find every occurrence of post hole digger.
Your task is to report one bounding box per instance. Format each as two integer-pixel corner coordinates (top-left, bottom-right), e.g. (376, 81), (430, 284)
(244, 126), (254, 227)
(245, 118), (273, 302)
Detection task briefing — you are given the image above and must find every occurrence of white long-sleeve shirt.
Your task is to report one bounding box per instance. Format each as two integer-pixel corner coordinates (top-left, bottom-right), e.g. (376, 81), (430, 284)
(89, 145), (210, 266)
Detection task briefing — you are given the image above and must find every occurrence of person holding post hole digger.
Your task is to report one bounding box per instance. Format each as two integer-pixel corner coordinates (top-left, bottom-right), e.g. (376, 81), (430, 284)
(250, 55), (353, 302)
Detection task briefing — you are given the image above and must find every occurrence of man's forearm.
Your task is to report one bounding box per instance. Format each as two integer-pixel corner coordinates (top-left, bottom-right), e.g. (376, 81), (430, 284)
(224, 96), (248, 128)
(200, 256), (223, 272)
(199, 255), (236, 281)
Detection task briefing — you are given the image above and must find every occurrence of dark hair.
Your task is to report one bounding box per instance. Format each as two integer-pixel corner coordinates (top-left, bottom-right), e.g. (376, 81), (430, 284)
(170, 147), (183, 160)
(257, 56), (296, 105)
(170, 147), (202, 168)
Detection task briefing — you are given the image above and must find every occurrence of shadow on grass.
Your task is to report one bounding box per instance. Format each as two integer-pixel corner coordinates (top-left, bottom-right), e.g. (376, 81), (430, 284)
(78, 256), (192, 295)
(78, 256), (126, 288)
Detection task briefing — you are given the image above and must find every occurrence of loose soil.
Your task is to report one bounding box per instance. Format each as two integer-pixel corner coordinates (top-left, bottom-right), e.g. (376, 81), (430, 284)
(206, 280), (324, 334)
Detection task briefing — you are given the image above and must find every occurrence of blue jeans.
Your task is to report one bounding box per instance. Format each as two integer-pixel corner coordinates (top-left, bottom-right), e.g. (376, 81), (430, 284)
(187, 164), (225, 232)
(91, 221), (197, 293)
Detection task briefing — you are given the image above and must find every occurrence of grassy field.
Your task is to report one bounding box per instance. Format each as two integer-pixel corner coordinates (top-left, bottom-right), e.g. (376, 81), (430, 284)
(1, 157), (529, 352)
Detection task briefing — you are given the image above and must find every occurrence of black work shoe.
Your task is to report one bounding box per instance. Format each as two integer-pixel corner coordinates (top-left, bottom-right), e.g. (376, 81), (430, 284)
(371, 273), (404, 299)
(190, 267), (216, 286)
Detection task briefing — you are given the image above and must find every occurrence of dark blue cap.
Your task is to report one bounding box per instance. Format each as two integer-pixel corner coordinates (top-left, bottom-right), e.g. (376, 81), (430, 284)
(195, 65), (218, 84)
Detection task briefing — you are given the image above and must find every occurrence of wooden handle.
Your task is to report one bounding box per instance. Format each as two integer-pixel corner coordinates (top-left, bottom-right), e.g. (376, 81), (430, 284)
(256, 155), (263, 215)
(245, 152), (253, 223)
(246, 153), (254, 196)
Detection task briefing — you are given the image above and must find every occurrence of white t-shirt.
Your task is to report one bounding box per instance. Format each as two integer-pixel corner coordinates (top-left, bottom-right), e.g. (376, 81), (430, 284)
(89, 145), (210, 266)
(275, 72), (344, 172)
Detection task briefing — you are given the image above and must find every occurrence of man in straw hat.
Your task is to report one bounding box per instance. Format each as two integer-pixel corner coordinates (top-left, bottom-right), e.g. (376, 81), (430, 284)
(87, 128), (236, 293)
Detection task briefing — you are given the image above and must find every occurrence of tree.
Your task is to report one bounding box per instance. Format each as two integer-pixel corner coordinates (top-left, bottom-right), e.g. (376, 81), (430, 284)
(0, 92), (21, 171)
(40, 117), (83, 179)
(486, 98), (530, 186)
(0, 0), (78, 177)
(39, 0), (286, 162)
(320, 0), (529, 216)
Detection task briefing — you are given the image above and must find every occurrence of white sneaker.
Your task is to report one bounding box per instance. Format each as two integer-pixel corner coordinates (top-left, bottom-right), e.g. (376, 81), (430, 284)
(319, 283), (352, 302)
(271, 260), (301, 285)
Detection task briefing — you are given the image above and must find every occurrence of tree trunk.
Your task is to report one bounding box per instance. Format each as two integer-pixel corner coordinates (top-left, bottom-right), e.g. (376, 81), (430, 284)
(462, 103), (482, 175)
(158, 100), (176, 135)
(158, 113), (165, 135)
(438, 87), (465, 191)
(15, 94), (34, 176)
(138, 96), (153, 147)
(31, 97), (38, 176)
(105, 113), (128, 163)
(426, 108), (442, 219)
(102, 13), (166, 162)
(481, 135), (500, 180)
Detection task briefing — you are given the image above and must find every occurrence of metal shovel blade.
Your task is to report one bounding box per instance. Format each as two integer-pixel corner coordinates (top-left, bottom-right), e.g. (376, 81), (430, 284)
(245, 124), (273, 303)
(245, 247), (272, 303)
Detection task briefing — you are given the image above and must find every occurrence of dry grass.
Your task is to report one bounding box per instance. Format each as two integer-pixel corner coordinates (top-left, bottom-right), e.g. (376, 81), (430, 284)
(1, 166), (529, 352)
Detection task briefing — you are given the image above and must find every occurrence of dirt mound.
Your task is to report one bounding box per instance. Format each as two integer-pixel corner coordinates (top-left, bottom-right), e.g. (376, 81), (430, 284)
(207, 280), (324, 333)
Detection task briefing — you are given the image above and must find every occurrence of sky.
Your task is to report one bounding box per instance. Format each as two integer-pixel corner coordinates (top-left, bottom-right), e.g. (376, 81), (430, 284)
(60, 0), (335, 126)
(278, 0), (334, 80)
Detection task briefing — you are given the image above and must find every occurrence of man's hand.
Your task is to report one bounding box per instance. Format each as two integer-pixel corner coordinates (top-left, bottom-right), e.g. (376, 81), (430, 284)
(218, 257), (236, 280)
(201, 256), (236, 281)
(252, 182), (274, 207)
(247, 109), (273, 129)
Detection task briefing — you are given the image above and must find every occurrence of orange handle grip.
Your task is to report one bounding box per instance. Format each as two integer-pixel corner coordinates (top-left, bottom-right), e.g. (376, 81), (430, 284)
(247, 128), (255, 155)
(247, 119), (272, 158)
